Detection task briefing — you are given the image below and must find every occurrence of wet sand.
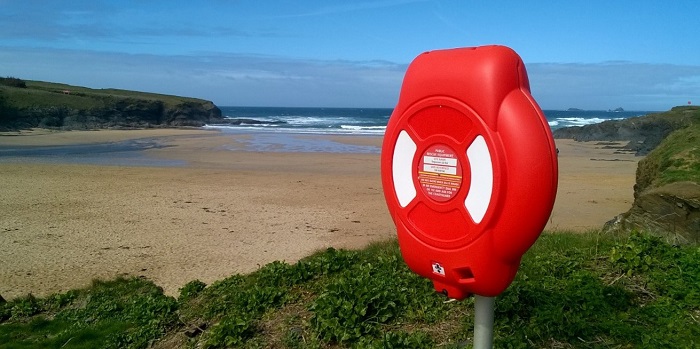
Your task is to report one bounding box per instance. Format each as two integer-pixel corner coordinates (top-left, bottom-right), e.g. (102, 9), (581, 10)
(0, 129), (639, 300)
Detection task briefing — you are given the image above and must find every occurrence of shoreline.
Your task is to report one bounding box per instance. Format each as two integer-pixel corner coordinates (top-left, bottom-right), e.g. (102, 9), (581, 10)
(0, 129), (640, 300)
(0, 129), (384, 165)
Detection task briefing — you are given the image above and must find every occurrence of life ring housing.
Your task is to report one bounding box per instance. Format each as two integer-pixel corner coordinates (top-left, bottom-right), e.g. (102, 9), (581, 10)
(381, 45), (558, 299)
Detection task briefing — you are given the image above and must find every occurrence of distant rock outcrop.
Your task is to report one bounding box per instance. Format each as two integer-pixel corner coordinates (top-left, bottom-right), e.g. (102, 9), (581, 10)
(552, 106), (698, 156)
(26, 99), (222, 130)
(570, 106), (700, 243)
(162, 100), (222, 127)
(0, 79), (223, 130)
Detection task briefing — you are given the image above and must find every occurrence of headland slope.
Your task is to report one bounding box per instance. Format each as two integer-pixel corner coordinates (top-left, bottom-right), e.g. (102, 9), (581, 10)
(555, 106), (700, 243)
(0, 77), (222, 130)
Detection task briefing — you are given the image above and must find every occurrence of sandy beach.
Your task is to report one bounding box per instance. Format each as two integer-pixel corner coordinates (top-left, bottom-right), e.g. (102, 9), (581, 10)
(0, 129), (640, 300)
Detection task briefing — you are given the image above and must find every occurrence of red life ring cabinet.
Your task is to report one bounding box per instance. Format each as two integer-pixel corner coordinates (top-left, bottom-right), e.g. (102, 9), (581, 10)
(381, 45), (558, 299)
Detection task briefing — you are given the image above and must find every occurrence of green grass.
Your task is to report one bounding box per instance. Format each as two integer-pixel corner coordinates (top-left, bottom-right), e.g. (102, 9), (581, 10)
(636, 123), (700, 192)
(0, 278), (177, 348)
(1, 230), (698, 348)
(1, 80), (202, 111)
(634, 106), (700, 192)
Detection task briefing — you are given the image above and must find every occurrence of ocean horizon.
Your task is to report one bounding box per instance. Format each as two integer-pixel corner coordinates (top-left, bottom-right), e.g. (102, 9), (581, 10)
(0, 106), (656, 160)
(204, 106), (654, 136)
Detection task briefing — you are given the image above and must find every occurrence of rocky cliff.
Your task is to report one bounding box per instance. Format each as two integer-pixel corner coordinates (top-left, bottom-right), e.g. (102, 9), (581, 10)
(605, 181), (699, 244)
(552, 106), (698, 156)
(554, 106), (700, 243)
(0, 80), (223, 130)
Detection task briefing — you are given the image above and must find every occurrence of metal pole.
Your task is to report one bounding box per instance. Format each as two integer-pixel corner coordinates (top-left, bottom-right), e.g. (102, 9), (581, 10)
(473, 295), (495, 349)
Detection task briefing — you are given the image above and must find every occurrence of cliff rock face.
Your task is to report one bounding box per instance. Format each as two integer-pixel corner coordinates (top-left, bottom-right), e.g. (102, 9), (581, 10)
(578, 107), (700, 243)
(605, 181), (700, 244)
(162, 101), (222, 127)
(0, 81), (224, 130)
(554, 107), (700, 242)
(47, 100), (223, 129)
(552, 113), (691, 156)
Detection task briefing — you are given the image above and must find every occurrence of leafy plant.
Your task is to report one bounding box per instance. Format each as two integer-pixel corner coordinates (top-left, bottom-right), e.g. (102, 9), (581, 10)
(7, 294), (41, 320)
(353, 331), (434, 348)
(610, 231), (667, 275)
(309, 246), (448, 344)
(204, 312), (257, 348)
(310, 263), (398, 343)
(178, 279), (207, 303)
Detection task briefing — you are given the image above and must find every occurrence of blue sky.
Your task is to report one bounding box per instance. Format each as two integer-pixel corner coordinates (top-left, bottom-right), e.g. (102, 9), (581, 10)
(1, 0), (698, 111)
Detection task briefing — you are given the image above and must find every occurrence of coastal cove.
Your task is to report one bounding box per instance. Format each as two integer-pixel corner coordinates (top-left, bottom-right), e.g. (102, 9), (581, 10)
(2, 2), (698, 343)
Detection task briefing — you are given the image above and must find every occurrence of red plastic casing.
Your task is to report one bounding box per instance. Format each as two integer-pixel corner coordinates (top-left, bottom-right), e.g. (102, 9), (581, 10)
(381, 45), (558, 299)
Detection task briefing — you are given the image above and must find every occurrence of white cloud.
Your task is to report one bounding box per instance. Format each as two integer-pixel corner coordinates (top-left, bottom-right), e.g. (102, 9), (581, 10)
(2, 46), (698, 110)
(0, 47), (405, 107)
(527, 62), (700, 110)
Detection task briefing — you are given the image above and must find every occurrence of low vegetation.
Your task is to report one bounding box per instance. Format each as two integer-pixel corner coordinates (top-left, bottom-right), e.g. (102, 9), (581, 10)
(635, 114), (700, 193)
(1, 231), (698, 348)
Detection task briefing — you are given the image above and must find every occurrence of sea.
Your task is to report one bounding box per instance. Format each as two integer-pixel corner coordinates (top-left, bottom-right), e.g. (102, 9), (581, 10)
(195, 107), (652, 153)
(0, 106), (655, 163)
(207, 106), (652, 136)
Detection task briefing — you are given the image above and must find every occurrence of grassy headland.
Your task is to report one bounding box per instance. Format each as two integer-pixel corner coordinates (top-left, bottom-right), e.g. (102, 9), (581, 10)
(0, 77), (222, 130)
(1, 231), (698, 348)
(592, 106), (700, 243)
(552, 106), (700, 156)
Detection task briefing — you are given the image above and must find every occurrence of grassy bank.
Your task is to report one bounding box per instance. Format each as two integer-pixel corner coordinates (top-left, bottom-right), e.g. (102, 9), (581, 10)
(635, 121), (700, 193)
(1, 80), (205, 110)
(0, 78), (221, 130)
(607, 106), (700, 243)
(1, 230), (698, 348)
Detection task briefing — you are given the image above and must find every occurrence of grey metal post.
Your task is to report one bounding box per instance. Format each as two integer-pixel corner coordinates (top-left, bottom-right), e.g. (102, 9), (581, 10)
(473, 295), (495, 349)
